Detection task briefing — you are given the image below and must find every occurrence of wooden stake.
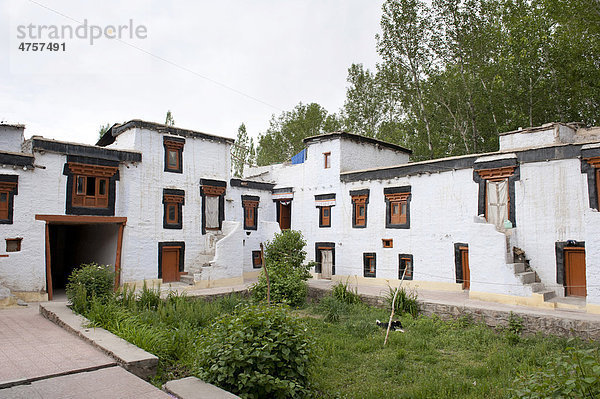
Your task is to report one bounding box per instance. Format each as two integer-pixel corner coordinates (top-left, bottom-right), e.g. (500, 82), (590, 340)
(260, 243), (270, 305)
(384, 267), (407, 346)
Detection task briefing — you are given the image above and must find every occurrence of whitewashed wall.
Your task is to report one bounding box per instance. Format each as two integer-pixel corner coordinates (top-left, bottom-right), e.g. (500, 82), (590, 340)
(112, 127), (232, 283)
(0, 152), (67, 292)
(0, 126), (24, 153)
(339, 139), (410, 172)
(585, 210), (600, 304)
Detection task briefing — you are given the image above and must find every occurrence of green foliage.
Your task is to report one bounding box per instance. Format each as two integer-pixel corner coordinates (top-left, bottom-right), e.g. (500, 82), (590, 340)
(256, 102), (341, 166)
(251, 230), (313, 307)
(231, 123), (255, 177)
(165, 110), (175, 126)
(512, 343), (600, 399)
(504, 312), (524, 345)
(66, 263), (114, 313)
(97, 123), (111, 140)
(317, 296), (349, 323)
(195, 304), (314, 399)
(385, 286), (420, 317)
(331, 280), (361, 305)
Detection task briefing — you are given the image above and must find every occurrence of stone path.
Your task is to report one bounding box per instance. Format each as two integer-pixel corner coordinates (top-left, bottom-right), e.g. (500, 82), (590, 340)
(0, 306), (171, 398)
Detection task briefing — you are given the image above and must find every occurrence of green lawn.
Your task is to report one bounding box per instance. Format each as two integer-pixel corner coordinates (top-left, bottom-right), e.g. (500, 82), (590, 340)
(80, 289), (594, 398)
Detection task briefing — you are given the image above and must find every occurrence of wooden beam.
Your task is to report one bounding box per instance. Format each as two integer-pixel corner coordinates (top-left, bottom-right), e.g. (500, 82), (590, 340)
(114, 222), (125, 289)
(35, 215), (127, 224)
(45, 223), (53, 301)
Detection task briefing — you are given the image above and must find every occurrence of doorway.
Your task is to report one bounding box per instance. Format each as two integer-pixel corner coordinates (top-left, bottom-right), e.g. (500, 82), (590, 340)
(565, 247), (586, 297)
(454, 243), (470, 290)
(278, 201), (291, 230)
(36, 215), (126, 301)
(315, 243), (335, 279)
(158, 242), (185, 283)
(486, 179), (509, 229)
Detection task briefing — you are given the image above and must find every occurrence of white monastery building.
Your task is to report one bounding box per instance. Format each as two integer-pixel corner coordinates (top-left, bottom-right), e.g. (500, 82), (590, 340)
(1, 120), (600, 313)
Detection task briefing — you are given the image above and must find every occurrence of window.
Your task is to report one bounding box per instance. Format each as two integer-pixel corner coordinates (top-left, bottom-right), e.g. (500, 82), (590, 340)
(201, 181), (226, 233)
(6, 238), (22, 252)
(164, 136), (185, 173)
(351, 190), (369, 228)
(319, 206), (331, 227)
(363, 253), (376, 278)
(597, 168), (600, 210)
(382, 239), (393, 248)
(385, 187), (411, 229)
(399, 254), (413, 280)
(474, 165), (518, 228)
(242, 196), (259, 230)
(0, 191), (9, 221)
(324, 152), (331, 169)
(163, 189), (184, 229)
(72, 175), (109, 208)
(66, 162), (117, 214)
(252, 250), (263, 269)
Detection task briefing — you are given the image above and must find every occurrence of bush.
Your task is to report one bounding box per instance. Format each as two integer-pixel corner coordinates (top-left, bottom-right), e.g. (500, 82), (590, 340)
(511, 343), (600, 398)
(66, 263), (114, 313)
(332, 280), (361, 305)
(318, 296), (349, 323)
(195, 303), (314, 398)
(252, 230), (313, 307)
(385, 286), (419, 318)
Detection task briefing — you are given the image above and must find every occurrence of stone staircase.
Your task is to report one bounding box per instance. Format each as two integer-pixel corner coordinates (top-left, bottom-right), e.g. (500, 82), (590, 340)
(507, 244), (556, 301)
(180, 232), (226, 285)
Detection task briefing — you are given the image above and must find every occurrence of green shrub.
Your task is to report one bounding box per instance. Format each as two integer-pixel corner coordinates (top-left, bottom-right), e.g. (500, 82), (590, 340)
(504, 312), (524, 345)
(195, 303), (314, 398)
(385, 286), (419, 318)
(332, 280), (361, 305)
(66, 263), (114, 313)
(318, 296), (349, 323)
(252, 230), (313, 307)
(511, 344), (600, 398)
(138, 281), (161, 311)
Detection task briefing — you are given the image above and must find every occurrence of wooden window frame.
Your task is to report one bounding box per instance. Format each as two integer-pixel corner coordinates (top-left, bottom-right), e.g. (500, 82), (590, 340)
(0, 189), (10, 221)
(324, 152), (331, 169)
(319, 206), (331, 228)
(163, 137), (185, 173)
(352, 194), (368, 228)
(72, 175), (109, 209)
(6, 237), (22, 252)
(385, 191), (410, 229)
(363, 252), (376, 278)
(252, 250), (262, 269)
(382, 239), (393, 248)
(242, 196), (259, 230)
(163, 190), (184, 229)
(597, 168), (600, 210)
(399, 254), (414, 280)
(67, 163), (117, 213)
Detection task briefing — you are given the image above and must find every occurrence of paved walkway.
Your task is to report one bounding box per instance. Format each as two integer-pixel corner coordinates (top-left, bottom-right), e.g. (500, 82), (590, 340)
(0, 306), (171, 398)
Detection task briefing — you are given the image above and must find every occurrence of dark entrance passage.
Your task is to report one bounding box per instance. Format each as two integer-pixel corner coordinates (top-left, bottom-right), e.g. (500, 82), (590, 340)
(36, 215), (126, 300)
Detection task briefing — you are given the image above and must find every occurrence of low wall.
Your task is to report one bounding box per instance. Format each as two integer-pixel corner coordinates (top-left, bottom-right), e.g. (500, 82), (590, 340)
(307, 286), (600, 340)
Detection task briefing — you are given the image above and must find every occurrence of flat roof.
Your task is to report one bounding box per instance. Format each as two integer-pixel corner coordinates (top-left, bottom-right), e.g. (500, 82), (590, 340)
(32, 136), (142, 163)
(96, 120), (234, 146)
(303, 131), (412, 154)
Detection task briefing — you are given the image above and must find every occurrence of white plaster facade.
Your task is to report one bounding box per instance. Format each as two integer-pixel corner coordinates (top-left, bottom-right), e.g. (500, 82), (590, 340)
(1, 121), (600, 314)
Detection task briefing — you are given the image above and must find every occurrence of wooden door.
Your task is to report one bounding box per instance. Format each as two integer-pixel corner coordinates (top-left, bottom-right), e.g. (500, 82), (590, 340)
(565, 247), (586, 297)
(279, 202), (291, 230)
(460, 247), (470, 290)
(162, 247), (180, 283)
(321, 249), (333, 279)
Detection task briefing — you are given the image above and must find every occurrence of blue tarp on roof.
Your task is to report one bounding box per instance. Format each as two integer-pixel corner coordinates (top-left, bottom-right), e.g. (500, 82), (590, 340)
(291, 148), (307, 164)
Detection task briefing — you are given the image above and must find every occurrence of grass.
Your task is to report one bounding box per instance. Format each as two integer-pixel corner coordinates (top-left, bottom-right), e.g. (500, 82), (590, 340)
(78, 288), (597, 398)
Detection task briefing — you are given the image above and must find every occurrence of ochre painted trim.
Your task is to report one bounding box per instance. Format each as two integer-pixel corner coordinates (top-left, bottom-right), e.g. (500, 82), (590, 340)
(469, 291), (556, 309)
(35, 214), (127, 224)
(192, 276), (244, 289)
(243, 270), (261, 280)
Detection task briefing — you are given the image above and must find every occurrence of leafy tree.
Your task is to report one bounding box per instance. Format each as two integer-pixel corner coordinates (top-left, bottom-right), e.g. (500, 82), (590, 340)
(251, 230), (313, 307)
(255, 102), (341, 166)
(165, 110), (175, 126)
(231, 123), (255, 177)
(97, 123), (111, 140)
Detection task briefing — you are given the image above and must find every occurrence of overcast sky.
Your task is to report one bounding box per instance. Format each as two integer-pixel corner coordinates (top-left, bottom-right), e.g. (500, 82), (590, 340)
(1, 0), (383, 144)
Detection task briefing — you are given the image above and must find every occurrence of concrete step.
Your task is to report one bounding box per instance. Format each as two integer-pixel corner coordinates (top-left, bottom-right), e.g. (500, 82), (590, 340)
(517, 271), (536, 284)
(530, 282), (545, 292)
(509, 263), (525, 274)
(179, 275), (195, 286)
(538, 290), (556, 301)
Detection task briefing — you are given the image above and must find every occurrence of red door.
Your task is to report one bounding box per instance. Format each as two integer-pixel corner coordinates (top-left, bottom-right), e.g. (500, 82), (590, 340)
(460, 247), (470, 290)
(565, 247), (586, 297)
(279, 202), (291, 230)
(162, 247), (180, 283)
